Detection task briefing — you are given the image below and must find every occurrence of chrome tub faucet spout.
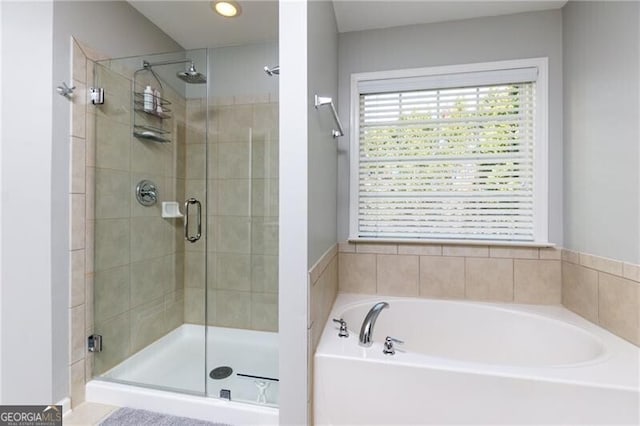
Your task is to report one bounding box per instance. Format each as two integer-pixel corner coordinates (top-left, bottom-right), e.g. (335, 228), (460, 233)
(359, 302), (389, 347)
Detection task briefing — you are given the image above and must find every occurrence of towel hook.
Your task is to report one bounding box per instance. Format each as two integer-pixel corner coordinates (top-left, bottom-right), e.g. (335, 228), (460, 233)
(56, 82), (76, 98)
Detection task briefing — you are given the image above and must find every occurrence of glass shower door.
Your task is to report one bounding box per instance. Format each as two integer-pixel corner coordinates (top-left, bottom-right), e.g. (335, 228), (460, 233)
(91, 49), (209, 396)
(90, 45), (279, 406)
(204, 42), (280, 406)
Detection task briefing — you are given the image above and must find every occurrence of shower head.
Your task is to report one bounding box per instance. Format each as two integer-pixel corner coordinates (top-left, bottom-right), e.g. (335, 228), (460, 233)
(264, 65), (279, 76)
(177, 63), (207, 84)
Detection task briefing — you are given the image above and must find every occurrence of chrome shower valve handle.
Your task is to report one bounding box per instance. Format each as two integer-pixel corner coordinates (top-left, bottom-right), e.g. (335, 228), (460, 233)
(383, 336), (404, 356)
(136, 180), (158, 206)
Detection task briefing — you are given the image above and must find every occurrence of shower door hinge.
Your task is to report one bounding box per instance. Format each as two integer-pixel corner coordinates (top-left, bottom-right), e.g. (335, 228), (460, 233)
(88, 334), (103, 352)
(90, 87), (104, 105)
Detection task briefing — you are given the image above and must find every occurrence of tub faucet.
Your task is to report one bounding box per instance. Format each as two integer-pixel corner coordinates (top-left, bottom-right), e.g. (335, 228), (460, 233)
(359, 302), (389, 347)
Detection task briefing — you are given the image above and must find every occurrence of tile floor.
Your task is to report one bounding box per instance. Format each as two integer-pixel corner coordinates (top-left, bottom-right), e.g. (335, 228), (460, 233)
(63, 402), (119, 425)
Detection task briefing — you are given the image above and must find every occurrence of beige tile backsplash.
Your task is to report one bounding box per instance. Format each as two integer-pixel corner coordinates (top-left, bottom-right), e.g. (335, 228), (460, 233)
(419, 256), (465, 299)
(514, 259), (561, 304)
(465, 257), (514, 302)
(335, 241), (639, 347)
(376, 255), (418, 296)
(309, 245), (339, 352)
(598, 273), (639, 344)
(562, 252), (640, 346)
(339, 243), (560, 305)
(338, 253), (376, 294)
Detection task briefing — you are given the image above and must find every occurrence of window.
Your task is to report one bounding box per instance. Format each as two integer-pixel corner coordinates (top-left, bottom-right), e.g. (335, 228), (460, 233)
(350, 59), (548, 243)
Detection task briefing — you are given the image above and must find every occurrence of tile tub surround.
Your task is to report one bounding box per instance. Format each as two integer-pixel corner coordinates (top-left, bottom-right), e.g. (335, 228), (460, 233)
(338, 242), (562, 305)
(309, 244), (339, 351)
(307, 244), (339, 411)
(562, 250), (640, 346)
(336, 241), (640, 347)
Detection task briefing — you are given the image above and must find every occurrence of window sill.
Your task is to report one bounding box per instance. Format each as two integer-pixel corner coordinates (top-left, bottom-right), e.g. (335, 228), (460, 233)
(347, 237), (555, 249)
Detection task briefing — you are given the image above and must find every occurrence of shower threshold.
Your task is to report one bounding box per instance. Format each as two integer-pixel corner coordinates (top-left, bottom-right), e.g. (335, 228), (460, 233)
(86, 324), (278, 425)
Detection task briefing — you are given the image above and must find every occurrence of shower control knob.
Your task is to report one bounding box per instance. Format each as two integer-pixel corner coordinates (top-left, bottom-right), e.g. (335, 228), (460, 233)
(383, 336), (404, 356)
(332, 318), (349, 338)
(136, 179), (158, 206)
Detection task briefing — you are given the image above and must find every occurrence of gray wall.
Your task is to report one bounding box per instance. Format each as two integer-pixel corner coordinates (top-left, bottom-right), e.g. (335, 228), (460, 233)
(1, 0), (54, 404)
(189, 41), (278, 99)
(337, 10), (564, 245)
(563, 1), (639, 264)
(49, 1), (182, 403)
(308, 1), (339, 267)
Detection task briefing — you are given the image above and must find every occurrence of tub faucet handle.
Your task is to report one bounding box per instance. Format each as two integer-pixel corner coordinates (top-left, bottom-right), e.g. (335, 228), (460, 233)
(332, 318), (349, 338)
(383, 336), (404, 356)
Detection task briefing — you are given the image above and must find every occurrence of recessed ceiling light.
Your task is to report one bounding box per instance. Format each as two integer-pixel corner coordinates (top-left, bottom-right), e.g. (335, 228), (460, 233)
(212, 1), (241, 18)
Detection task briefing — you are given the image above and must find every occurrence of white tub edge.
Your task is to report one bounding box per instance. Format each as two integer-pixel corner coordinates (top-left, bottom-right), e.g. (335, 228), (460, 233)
(318, 293), (640, 391)
(86, 380), (278, 425)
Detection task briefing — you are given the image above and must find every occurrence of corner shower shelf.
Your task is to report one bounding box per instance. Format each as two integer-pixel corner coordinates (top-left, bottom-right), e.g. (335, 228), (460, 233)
(132, 63), (173, 143)
(133, 92), (173, 119)
(133, 124), (171, 143)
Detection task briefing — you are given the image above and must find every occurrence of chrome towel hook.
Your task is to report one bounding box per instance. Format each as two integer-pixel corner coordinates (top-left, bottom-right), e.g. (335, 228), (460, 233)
(56, 82), (76, 98)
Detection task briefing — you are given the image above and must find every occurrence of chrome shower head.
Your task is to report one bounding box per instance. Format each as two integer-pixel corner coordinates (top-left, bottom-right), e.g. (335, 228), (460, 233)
(177, 63), (207, 84)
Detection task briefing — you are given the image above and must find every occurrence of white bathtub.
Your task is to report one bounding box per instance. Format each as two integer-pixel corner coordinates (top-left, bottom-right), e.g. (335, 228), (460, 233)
(314, 294), (640, 425)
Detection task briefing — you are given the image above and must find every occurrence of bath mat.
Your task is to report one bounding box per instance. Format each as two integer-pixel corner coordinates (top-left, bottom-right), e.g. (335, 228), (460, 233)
(99, 407), (231, 426)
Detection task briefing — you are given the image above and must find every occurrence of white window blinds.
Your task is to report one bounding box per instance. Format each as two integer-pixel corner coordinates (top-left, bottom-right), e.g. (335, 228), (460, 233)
(356, 74), (538, 242)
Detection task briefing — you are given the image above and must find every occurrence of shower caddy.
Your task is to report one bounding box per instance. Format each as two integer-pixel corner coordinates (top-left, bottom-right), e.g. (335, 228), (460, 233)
(132, 60), (172, 143)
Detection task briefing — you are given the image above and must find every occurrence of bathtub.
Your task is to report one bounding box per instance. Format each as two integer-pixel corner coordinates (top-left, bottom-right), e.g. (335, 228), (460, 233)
(314, 294), (639, 425)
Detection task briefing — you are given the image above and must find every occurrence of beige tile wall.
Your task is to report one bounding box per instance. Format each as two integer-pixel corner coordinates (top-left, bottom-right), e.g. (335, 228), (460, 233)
(335, 241), (639, 347)
(337, 242), (562, 305)
(68, 39), (94, 409)
(183, 95), (279, 333)
(307, 244), (339, 413)
(90, 57), (187, 378)
(70, 39), (189, 409)
(562, 250), (640, 346)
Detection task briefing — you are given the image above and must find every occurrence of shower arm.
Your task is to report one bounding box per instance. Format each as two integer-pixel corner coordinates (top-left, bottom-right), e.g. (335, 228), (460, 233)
(143, 59), (193, 68)
(133, 59), (195, 92)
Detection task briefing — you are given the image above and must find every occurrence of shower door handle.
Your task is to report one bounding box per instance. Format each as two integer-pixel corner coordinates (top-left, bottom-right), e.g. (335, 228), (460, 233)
(184, 198), (202, 243)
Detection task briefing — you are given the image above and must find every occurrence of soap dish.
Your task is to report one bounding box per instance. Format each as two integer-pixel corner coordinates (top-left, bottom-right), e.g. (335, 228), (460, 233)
(162, 201), (183, 218)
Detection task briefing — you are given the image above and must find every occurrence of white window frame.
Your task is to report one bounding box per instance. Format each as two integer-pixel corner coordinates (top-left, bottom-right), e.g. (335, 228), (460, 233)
(349, 58), (549, 245)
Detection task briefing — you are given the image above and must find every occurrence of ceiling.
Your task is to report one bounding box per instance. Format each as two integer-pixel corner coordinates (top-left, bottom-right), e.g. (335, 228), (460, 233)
(129, 0), (567, 49)
(334, 1), (567, 33)
(128, 1), (279, 49)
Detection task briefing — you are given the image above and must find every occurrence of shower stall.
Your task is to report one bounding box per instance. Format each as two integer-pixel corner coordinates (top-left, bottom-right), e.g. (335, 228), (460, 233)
(86, 45), (279, 419)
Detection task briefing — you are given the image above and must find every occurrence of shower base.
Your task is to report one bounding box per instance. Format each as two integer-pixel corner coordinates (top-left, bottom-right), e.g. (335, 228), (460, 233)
(86, 324), (278, 425)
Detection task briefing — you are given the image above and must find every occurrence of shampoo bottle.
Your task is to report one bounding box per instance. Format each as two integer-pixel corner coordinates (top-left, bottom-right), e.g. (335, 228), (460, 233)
(143, 86), (154, 112)
(154, 89), (163, 114)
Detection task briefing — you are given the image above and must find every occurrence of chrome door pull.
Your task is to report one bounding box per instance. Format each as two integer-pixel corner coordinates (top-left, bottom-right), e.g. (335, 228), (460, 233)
(184, 198), (202, 243)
